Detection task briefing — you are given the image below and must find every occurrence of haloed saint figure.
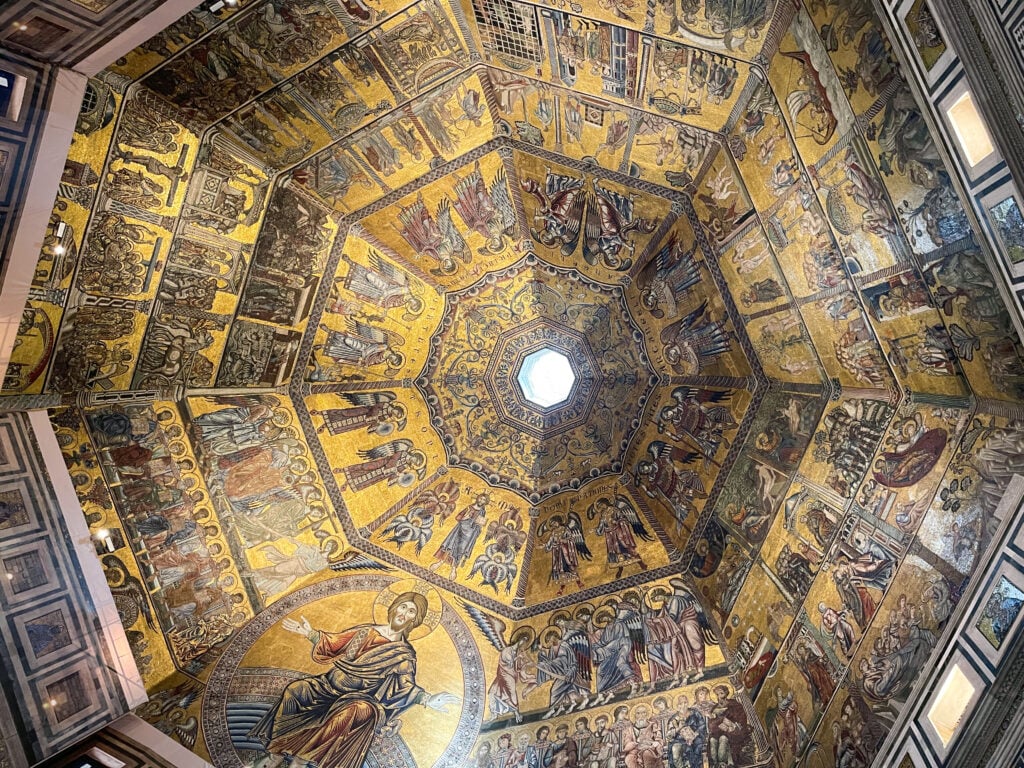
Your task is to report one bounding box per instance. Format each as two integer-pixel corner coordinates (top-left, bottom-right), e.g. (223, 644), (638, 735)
(251, 591), (460, 768)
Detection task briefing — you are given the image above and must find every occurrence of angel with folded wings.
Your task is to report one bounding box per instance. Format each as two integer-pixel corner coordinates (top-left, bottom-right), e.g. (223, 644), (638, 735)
(311, 391), (405, 437)
(318, 319), (404, 376)
(586, 495), (653, 578)
(396, 193), (469, 276)
(636, 441), (706, 531)
(335, 439), (425, 493)
(451, 161), (519, 255)
(538, 510), (592, 596)
(339, 250), (423, 317)
(462, 602), (537, 722)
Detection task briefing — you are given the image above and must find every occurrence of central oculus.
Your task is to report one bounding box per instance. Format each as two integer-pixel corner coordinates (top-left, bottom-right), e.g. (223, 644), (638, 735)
(416, 258), (658, 501)
(517, 348), (575, 408)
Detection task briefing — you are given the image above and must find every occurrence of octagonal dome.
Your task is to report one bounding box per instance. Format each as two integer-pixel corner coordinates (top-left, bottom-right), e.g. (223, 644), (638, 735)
(517, 347), (576, 408)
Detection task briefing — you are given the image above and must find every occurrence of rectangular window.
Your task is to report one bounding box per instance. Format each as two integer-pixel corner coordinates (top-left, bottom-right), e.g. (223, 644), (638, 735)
(927, 662), (976, 747)
(946, 91), (995, 167)
(0, 69), (26, 121)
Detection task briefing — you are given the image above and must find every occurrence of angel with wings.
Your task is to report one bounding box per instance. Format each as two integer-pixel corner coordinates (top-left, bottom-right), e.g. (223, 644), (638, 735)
(318, 319), (404, 376)
(636, 441), (706, 532)
(395, 193), (469, 276)
(451, 161), (519, 255)
(586, 496), (653, 578)
(379, 478), (460, 555)
(340, 250), (423, 318)
(522, 171), (586, 256)
(335, 438), (426, 493)
(538, 510), (592, 596)
(311, 391), (405, 437)
(584, 180), (656, 272)
(462, 602), (538, 723)
(658, 385), (737, 465)
(467, 508), (528, 594)
(539, 610), (594, 716)
(636, 234), (702, 319)
(660, 299), (732, 375)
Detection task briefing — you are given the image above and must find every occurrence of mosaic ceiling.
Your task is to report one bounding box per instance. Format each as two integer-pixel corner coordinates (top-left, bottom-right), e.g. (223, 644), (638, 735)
(8, 0), (1024, 765)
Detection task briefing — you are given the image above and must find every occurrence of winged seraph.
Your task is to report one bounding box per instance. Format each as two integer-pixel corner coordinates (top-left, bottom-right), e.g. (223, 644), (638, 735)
(396, 193), (468, 275)
(659, 299), (732, 375)
(485, 510), (528, 555)
(468, 542), (519, 594)
(381, 506), (436, 554)
(583, 180), (656, 271)
(451, 162), (519, 255)
(522, 171), (586, 255)
(637, 235), (702, 318)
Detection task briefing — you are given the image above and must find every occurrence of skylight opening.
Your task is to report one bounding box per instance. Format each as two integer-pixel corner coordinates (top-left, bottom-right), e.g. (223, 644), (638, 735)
(517, 347), (575, 407)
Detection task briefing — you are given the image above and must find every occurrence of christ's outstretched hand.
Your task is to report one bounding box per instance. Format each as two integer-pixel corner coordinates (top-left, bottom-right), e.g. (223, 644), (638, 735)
(424, 692), (461, 713)
(283, 615), (314, 637)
